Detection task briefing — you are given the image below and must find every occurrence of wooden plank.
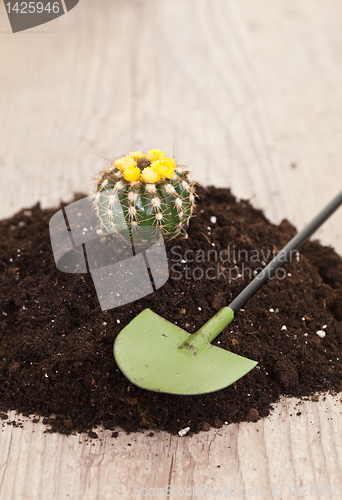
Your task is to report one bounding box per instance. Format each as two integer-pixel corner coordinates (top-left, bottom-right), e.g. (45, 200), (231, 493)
(0, 0), (342, 498)
(1, 393), (341, 499)
(0, 395), (342, 500)
(0, 0), (341, 249)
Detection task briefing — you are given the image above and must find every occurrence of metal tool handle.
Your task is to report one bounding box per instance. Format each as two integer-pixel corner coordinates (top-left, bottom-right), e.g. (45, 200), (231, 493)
(228, 190), (342, 313)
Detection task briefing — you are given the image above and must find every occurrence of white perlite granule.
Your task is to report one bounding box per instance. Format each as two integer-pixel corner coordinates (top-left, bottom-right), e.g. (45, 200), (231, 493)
(178, 427), (190, 437)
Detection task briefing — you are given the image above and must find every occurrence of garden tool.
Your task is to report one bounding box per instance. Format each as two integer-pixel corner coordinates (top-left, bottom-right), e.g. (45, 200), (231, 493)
(114, 191), (342, 395)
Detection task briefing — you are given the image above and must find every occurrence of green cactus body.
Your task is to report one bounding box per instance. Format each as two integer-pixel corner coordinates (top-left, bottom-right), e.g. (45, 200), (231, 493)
(93, 151), (196, 241)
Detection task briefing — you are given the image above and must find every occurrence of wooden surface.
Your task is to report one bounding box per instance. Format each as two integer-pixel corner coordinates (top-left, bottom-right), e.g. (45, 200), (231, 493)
(0, 0), (342, 498)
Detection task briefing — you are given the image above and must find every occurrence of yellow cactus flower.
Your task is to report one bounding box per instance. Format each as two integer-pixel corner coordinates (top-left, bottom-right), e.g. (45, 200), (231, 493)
(141, 167), (161, 183)
(114, 155), (137, 171)
(151, 157), (176, 179)
(146, 149), (167, 162)
(128, 150), (146, 161)
(122, 166), (141, 182)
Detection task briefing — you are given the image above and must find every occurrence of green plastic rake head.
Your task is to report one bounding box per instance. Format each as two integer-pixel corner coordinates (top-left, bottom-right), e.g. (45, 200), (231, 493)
(114, 191), (342, 395)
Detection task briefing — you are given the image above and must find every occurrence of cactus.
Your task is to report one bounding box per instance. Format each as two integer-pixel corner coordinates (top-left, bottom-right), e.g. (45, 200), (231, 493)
(93, 149), (197, 241)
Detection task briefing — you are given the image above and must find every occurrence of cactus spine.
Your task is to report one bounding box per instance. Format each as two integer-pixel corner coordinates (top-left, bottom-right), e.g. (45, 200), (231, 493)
(93, 150), (197, 241)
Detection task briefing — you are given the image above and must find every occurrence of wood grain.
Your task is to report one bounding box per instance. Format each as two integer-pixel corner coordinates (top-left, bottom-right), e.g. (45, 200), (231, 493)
(0, 0), (342, 498)
(1, 393), (342, 499)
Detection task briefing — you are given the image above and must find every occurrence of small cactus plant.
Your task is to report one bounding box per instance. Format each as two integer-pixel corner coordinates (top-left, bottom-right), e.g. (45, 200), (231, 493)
(93, 149), (197, 241)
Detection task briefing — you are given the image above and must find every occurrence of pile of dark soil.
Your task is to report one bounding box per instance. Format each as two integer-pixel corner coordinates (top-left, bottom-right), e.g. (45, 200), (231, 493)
(0, 186), (341, 436)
